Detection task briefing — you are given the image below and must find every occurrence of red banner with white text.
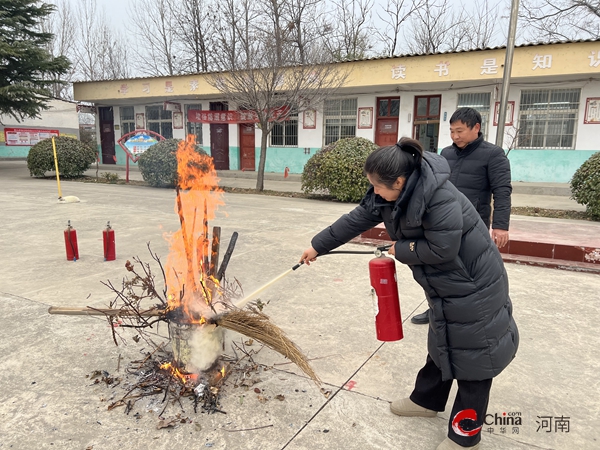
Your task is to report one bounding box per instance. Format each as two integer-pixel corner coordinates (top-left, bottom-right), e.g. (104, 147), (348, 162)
(187, 106), (290, 124)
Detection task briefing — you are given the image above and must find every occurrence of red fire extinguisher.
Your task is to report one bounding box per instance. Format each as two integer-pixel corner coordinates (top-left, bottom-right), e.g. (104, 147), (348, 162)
(369, 254), (403, 342)
(64, 220), (79, 262)
(103, 221), (116, 261)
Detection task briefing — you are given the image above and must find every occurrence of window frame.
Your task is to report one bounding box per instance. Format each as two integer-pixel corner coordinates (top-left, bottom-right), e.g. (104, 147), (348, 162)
(145, 105), (173, 139)
(186, 103), (203, 145)
(517, 88), (581, 150)
(456, 92), (491, 140)
(270, 108), (298, 147)
(323, 98), (358, 146)
(120, 106), (136, 136)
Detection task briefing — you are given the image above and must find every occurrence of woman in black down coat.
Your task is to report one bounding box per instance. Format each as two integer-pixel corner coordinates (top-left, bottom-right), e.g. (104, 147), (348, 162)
(299, 137), (519, 450)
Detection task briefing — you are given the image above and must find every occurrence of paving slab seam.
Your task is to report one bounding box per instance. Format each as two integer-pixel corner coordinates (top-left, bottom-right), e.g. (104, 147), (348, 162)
(280, 341), (387, 449)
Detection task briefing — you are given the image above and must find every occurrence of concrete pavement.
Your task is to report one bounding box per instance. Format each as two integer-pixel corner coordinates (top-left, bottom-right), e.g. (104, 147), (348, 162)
(1, 160), (599, 449)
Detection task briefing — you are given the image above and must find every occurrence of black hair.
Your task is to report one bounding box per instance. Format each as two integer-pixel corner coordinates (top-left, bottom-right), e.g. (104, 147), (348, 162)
(449, 107), (482, 129)
(364, 137), (423, 189)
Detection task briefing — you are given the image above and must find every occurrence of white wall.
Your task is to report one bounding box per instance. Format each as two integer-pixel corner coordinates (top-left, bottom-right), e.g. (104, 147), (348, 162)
(1, 99), (79, 132)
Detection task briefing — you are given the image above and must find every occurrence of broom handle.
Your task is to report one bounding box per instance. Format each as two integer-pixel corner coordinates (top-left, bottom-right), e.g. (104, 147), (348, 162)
(48, 306), (163, 317)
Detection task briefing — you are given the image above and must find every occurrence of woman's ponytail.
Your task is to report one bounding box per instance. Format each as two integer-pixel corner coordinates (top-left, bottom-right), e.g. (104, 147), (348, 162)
(365, 137), (424, 188)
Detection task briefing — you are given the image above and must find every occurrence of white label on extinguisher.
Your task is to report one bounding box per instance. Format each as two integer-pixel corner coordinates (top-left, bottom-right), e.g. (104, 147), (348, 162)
(371, 287), (379, 319)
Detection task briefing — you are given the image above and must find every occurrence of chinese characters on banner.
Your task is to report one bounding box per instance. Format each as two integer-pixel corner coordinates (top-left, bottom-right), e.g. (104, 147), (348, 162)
(4, 128), (59, 146)
(187, 106), (290, 124)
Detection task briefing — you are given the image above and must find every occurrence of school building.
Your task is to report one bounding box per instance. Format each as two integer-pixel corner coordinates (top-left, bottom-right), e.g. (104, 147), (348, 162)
(72, 39), (600, 183)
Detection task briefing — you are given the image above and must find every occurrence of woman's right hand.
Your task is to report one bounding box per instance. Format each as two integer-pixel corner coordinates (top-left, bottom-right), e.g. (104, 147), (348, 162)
(299, 247), (319, 266)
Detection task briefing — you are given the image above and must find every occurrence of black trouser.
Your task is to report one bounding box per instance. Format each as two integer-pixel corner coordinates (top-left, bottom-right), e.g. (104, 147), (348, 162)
(409, 355), (492, 447)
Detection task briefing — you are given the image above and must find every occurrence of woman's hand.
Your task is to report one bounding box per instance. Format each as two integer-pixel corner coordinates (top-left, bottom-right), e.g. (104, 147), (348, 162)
(387, 242), (397, 256)
(300, 247), (319, 265)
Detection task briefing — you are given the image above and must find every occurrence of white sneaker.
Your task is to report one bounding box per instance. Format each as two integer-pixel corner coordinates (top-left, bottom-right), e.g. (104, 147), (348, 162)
(389, 398), (438, 417)
(436, 437), (480, 449)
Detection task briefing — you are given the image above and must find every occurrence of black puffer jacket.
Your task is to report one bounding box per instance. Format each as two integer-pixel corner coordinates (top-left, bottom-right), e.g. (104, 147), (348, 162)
(440, 134), (511, 230)
(311, 152), (519, 381)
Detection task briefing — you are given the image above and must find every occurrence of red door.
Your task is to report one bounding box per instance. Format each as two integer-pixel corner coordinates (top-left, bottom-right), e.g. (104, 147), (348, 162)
(210, 124), (229, 170)
(239, 123), (255, 171)
(209, 102), (229, 170)
(375, 97), (400, 147)
(98, 107), (116, 164)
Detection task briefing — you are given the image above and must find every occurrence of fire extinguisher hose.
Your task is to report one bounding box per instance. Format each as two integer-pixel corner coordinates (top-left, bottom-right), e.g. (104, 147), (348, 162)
(292, 244), (392, 270)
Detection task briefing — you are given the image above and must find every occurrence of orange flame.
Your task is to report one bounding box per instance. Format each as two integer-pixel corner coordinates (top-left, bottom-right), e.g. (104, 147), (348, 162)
(221, 366), (226, 378)
(164, 135), (225, 324)
(160, 362), (199, 384)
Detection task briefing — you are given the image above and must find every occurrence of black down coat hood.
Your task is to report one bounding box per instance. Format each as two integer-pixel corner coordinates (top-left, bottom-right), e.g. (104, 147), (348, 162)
(311, 152), (519, 381)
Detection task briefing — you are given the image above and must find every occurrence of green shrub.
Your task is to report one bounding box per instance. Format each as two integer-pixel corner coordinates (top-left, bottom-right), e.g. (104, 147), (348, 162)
(27, 136), (96, 178)
(138, 139), (207, 187)
(571, 152), (600, 220)
(302, 137), (379, 202)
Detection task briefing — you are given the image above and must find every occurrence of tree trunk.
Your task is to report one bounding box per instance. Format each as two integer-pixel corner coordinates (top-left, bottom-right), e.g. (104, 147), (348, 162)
(256, 124), (269, 191)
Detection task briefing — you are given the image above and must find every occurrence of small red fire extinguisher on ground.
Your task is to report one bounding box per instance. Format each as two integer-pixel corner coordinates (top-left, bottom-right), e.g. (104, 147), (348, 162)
(64, 220), (79, 262)
(369, 252), (403, 342)
(103, 221), (116, 261)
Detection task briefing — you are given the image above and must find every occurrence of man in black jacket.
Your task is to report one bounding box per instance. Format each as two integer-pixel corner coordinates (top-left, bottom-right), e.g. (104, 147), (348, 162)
(411, 107), (512, 325)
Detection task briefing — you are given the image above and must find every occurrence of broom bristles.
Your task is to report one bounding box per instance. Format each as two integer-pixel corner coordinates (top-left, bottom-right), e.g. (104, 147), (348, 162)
(216, 307), (320, 384)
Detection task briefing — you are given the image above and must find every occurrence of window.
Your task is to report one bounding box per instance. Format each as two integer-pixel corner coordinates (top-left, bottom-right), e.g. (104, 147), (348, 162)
(457, 93), (491, 139)
(146, 105), (173, 139)
(518, 89), (580, 149)
(415, 95), (441, 120)
(323, 98), (357, 145)
(271, 109), (298, 147)
(186, 104), (203, 145)
(120, 107), (135, 135)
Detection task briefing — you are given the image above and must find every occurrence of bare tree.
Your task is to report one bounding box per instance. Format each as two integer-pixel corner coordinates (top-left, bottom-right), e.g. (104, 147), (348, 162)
(129, 0), (182, 76)
(40, 0), (77, 99)
(171, 0), (215, 72)
(376, 0), (422, 57)
(70, 0), (129, 81)
(282, 0), (329, 64)
(406, 0), (470, 54)
(209, 0), (349, 191)
(465, 0), (503, 49)
(324, 0), (375, 60)
(520, 0), (600, 41)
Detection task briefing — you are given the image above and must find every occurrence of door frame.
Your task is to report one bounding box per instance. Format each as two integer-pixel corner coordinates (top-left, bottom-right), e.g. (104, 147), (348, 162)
(238, 123), (255, 171)
(98, 106), (116, 164)
(375, 96), (400, 147)
(209, 102), (230, 170)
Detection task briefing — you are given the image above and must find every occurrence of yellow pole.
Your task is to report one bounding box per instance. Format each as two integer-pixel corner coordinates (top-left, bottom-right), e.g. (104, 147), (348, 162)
(52, 137), (62, 199)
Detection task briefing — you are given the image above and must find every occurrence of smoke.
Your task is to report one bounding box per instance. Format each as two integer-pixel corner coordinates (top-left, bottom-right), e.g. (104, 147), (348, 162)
(189, 324), (224, 372)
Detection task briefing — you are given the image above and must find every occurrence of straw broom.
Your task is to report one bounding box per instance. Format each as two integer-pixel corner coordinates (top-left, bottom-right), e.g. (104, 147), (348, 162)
(214, 307), (320, 384)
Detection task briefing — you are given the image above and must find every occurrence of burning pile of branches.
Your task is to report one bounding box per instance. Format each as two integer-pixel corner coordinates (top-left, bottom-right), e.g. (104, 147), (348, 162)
(50, 135), (319, 420)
